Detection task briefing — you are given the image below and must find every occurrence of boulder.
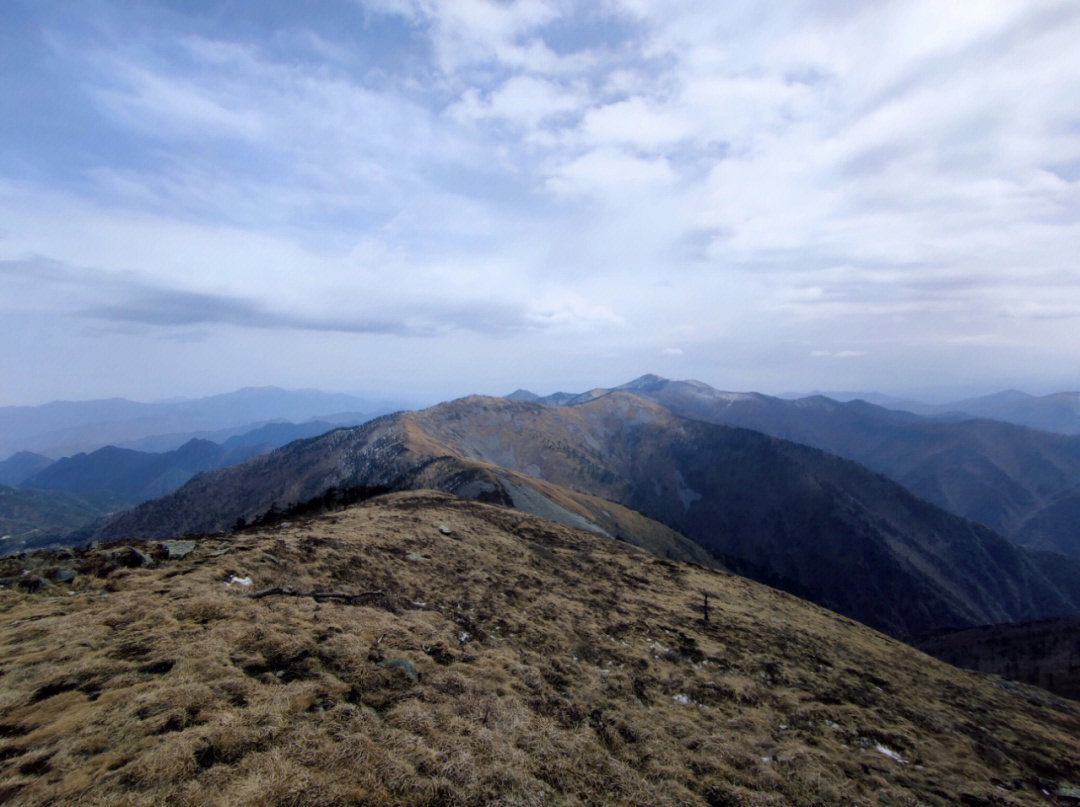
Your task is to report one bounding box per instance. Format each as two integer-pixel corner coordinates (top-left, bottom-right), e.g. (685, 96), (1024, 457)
(377, 658), (419, 683)
(108, 547), (155, 569)
(163, 541), (195, 560)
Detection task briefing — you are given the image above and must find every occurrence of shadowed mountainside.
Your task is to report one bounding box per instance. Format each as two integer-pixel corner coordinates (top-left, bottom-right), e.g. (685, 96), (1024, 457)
(539, 376), (1080, 559)
(920, 615), (1080, 701)
(4, 491), (1080, 806)
(0, 452), (53, 487)
(23, 440), (267, 506)
(0, 421), (367, 551)
(94, 394), (1080, 639)
(0, 487), (123, 552)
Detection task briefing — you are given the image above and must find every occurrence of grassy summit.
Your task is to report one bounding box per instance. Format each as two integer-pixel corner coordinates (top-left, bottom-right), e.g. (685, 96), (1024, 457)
(2, 491), (1079, 806)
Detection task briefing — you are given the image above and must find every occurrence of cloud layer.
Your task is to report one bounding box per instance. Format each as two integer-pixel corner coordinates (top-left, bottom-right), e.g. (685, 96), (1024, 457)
(2, 0), (1079, 403)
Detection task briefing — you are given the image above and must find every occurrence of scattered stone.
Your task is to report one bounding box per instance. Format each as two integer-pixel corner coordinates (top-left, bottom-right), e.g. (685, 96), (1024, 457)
(279, 521), (292, 528)
(163, 541), (195, 560)
(377, 658), (418, 682)
(227, 576), (253, 587)
(437, 525), (453, 536)
(672, 693), (691, 705)
(262, 553), (280, 564)
(52, 569), (77, 584)
(406, 552), (426, 561)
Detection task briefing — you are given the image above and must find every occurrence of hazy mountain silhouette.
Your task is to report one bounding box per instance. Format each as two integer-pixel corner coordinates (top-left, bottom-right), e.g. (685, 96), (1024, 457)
(0, 386), (384, 457)
(0, 451), (53, 486)
(20, 420), (355, 506)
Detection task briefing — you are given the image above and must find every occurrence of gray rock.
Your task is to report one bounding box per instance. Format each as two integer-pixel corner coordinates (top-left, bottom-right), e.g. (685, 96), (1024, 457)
(52, 568), (77, 584)
(437, 525), (453, 536)
(163, 541), (195, 560)
(377, 658), (419, 682)
(108, 547), (155, 569)
(406, 552), (426, 561)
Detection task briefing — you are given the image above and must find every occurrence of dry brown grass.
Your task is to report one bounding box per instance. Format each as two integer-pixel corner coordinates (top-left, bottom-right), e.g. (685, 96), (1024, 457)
(1, 490), (1079, 806)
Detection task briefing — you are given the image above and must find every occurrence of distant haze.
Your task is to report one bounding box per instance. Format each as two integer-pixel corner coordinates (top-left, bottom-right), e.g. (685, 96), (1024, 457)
(2, 2), (1079, 404)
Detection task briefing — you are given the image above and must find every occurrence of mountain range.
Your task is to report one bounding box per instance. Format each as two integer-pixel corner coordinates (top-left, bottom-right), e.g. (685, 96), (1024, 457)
(0, 451), (53, 487)
(933, 390), (1080, 434)
(0, 386), (387, 458)
(0, 419), (368, 552)
(93, 391), (1080, 639)
(514, 376), (1080, 559)
(779, 388), (1080, 434)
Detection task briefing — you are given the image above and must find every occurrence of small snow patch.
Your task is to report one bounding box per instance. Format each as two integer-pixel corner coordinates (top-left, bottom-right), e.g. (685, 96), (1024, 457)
(672, 693), (691, 705)
(227, 576), (252, 587)
(875, 744), (906, 764)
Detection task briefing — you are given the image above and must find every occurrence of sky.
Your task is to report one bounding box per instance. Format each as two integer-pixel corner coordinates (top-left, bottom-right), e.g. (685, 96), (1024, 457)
(2, 0), (1079, 406)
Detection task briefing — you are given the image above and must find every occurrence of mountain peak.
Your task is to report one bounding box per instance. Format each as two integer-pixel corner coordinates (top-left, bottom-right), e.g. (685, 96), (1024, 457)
(616, 374), (670, 391)
(505, 389), (540, 401)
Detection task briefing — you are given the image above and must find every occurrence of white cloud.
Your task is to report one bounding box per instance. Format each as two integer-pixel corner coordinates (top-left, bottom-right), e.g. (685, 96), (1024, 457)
(581, 97), (692, 149)
(451, 75), (584, 129)
(546, 147), (676, 197)
(3, 0), (1080, 402)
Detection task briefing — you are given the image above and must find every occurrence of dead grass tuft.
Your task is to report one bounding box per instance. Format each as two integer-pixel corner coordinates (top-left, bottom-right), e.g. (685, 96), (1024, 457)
(1, 491), (1078, 806)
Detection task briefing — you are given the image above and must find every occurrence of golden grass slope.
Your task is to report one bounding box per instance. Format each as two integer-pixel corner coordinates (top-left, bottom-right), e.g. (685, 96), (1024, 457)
(2, 491), (1080, 806)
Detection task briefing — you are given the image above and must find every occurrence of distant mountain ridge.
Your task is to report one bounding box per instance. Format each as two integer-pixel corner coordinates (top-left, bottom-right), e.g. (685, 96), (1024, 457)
(22, 439), (265, 505)
(517, 376), (1080, 559)
(774, 387), (1080, 434)
(0, 451), (53, 486)
(93, 393), (1080, 639)
(0, 386), (387, 458)
(0, 419), (368, 553)
(17, 419), (356, 506)
(945, 390), (1080, 434)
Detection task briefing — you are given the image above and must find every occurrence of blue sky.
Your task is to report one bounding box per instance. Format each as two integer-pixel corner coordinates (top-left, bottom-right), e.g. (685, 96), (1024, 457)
(2, 0), (1080, 405)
